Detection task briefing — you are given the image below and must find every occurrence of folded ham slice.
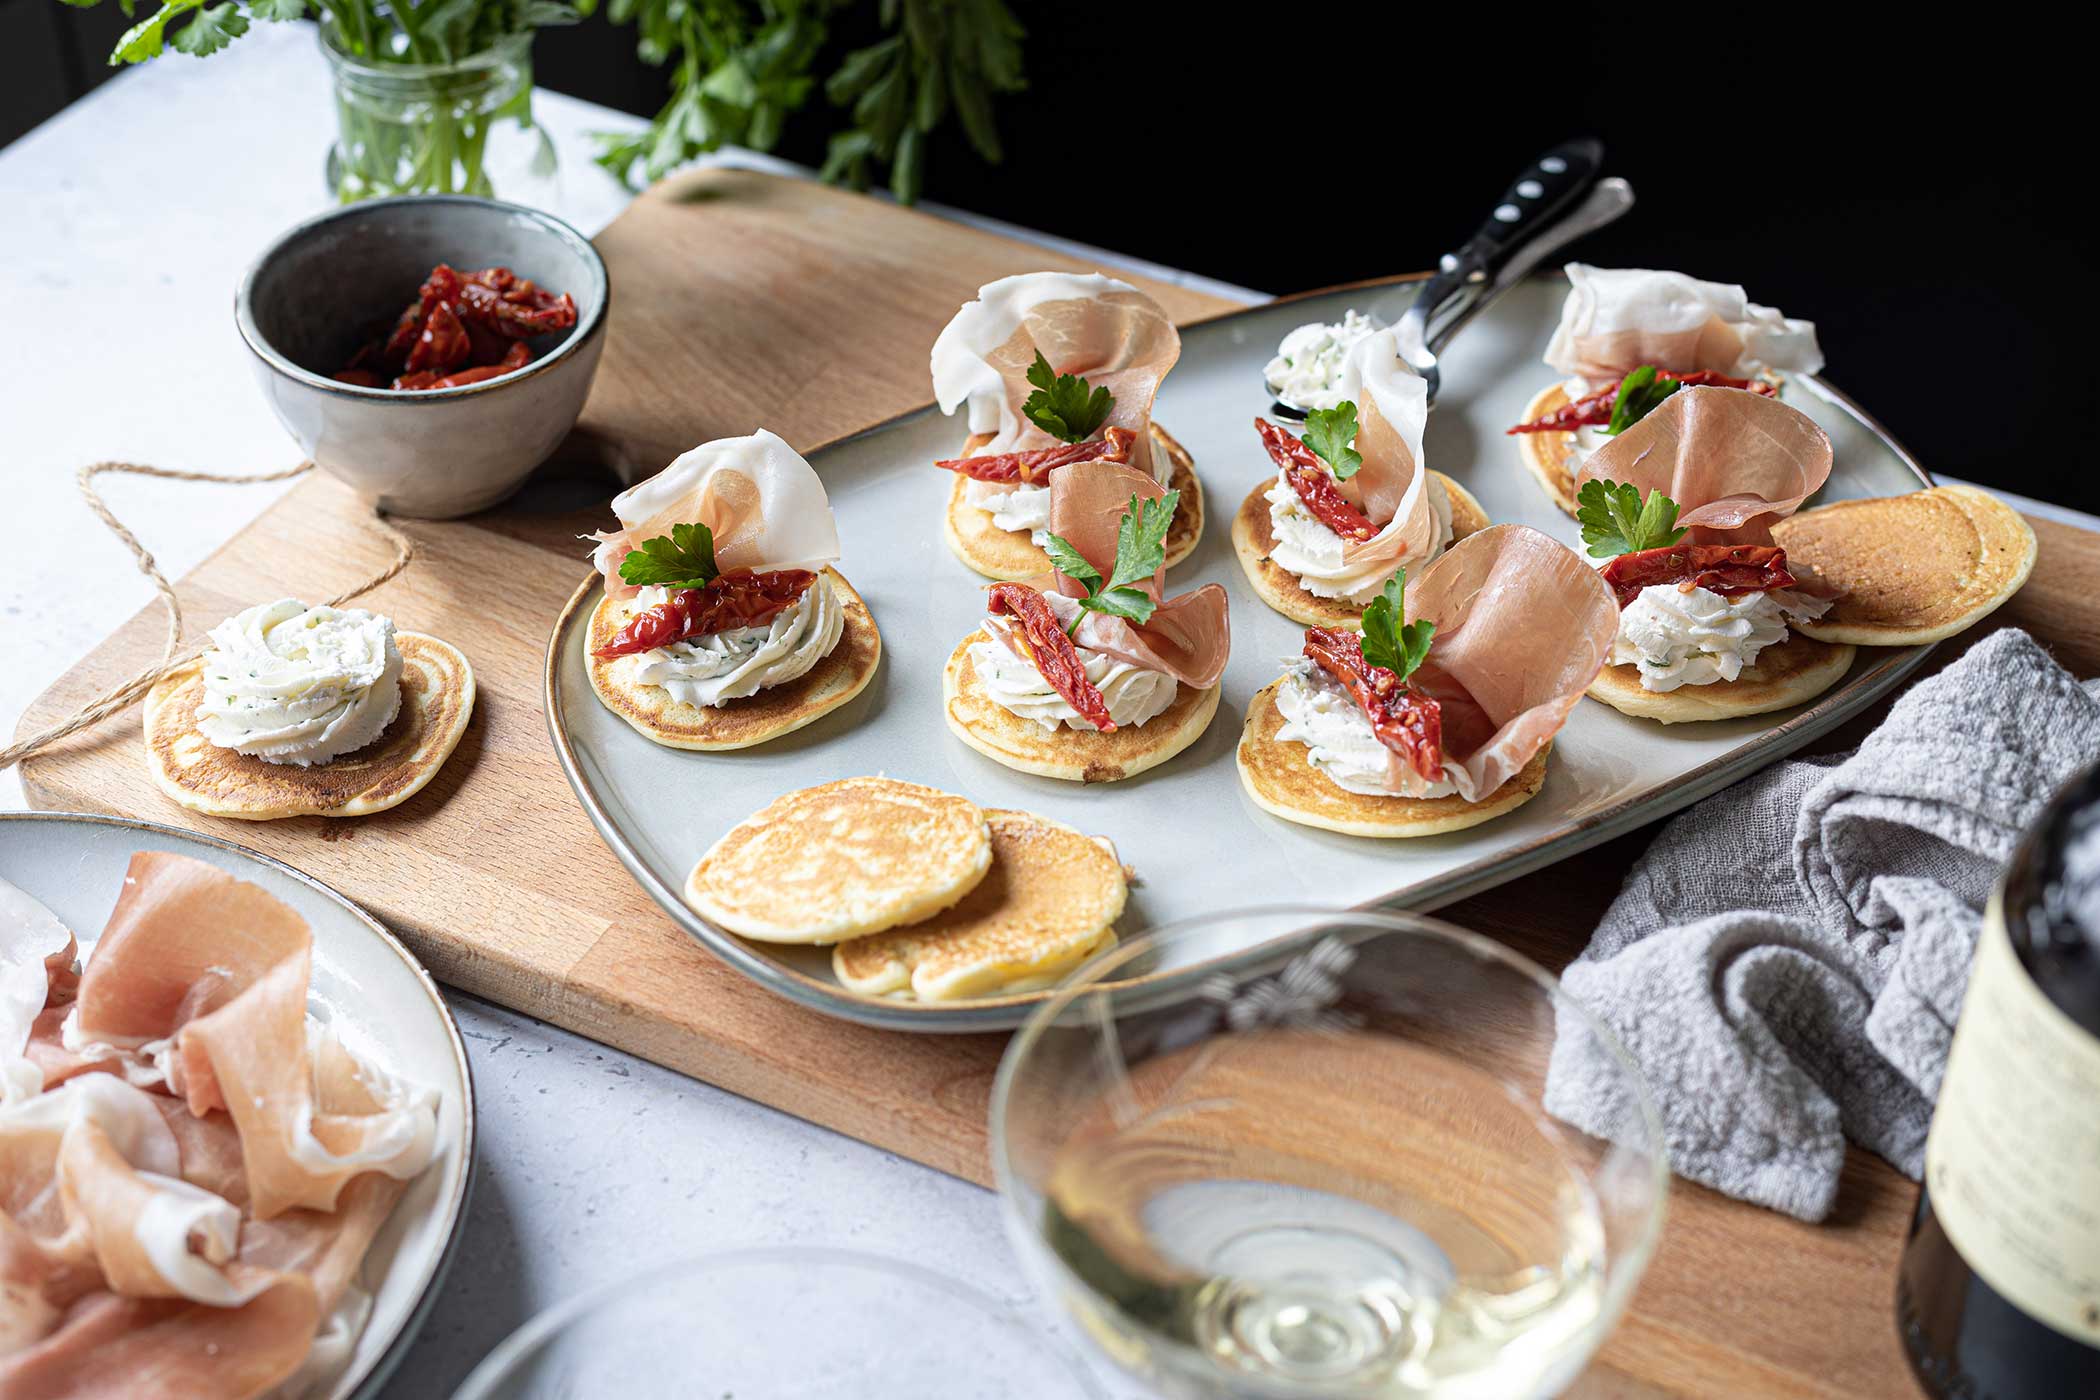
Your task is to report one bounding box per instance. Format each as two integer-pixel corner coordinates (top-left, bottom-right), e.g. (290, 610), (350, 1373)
(1574, 386), (1834, 546)
(930, 272), (1181, 477)
(1325, 328), (1446, 577)
(0, 853), (442, 1399)
(1544, 263), (1824, 384)
(1400, 525), (1618, 803)
(1020, 459), (1230, 690)
(588, 429), (842, 599)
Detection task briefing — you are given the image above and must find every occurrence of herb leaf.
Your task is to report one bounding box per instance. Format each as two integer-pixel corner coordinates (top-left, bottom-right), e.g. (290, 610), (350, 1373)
(1359, 570), (1435, 682)
(1576, 478), (1688, 558)
(1604, 365), (1680, 435)
(1301, 400), (1363, 480)
(1043, 490), (1179, 628)
(1021, 352), (1114, 445)
(617, 521), (720, 589)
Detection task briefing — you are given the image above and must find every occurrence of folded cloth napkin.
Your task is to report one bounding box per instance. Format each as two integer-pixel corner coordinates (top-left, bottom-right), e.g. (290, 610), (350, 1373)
(1546, 629), (2100, 1221)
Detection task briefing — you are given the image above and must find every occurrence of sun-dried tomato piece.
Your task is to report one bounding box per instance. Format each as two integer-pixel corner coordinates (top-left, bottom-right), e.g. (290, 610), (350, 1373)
(1507, 370), (1779, 434)
(403, 298), (471, 375)
(1254, 418), (1377, 542)
(393, 341), (534, 391)
(592, 569), (818, 658)
(986, 583), (1116, 731)
(332, 368), (383, 388)
(1598, 543), (1797, 609)
(458, 267), (579, 340)
(1302, 626), (1444, 783)
(937, 426), (1137, 484)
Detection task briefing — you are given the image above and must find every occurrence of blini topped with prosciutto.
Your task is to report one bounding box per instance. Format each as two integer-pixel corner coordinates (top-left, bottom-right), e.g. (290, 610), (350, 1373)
(1237, 524), (1616, 837)
(585, 430), (882, 750)
(930, 272), (1203, 580)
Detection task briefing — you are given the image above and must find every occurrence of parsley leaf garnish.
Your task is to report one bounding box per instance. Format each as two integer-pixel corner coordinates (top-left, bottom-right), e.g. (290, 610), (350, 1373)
(1604, 365), (1680, 435)
(617, 521), (720, 588)
(1359, 570), (1434, 682)
(1021, 351), (1114, 444)
(1576, 478), (1688, 558)
(1044, 490), (1179, 629)
(1301, 400), (1363, 480)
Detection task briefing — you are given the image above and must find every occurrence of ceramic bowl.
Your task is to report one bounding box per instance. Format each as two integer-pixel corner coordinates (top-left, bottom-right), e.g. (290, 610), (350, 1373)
(236, 195), (609, 519)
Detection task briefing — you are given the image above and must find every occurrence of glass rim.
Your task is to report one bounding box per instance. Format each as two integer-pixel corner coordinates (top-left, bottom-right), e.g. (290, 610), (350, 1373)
(987, 902), (1670, 1354)
(318, 17), (532, 80)
(449, 1244), (1111, 1399)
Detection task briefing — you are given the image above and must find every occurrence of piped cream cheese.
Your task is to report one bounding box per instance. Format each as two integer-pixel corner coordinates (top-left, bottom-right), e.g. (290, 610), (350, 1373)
(630, 577), (843, 709)
(196, 600), (403, 767)
(1265, 472), (1454, 605)
(1611, 583), (1831, 691)
(971, 593), (1176, 731)
(1274, 660), (1456, 798)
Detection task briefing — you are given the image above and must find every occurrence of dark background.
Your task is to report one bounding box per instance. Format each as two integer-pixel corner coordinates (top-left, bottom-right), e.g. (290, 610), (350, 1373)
(9, 6), (2083, 510)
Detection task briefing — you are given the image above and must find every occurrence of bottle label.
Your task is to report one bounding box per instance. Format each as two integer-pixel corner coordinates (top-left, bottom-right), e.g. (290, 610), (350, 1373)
(1925, 899), (2100, 1345)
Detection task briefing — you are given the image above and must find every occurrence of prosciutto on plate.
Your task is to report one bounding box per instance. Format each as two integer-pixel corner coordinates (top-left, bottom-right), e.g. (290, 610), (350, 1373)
(981, 460), (1230, 691)
(588, 429), (842, 599)
(930, 272), (1181, 476)
(0, 854), (441, 1399)
(1397, 525), (1618, 802)
(1575, 386), (1835, 546)
(1543, 263), (1824, 384)
(1328, 328), (1443, 570)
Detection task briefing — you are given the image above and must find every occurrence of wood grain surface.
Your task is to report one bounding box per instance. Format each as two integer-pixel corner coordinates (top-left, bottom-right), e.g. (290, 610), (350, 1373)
(16, 167), (2095, 1397)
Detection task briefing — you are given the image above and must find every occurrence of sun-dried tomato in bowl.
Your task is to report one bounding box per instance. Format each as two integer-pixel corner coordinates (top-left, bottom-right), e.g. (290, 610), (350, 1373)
(332, 264), (579, 391)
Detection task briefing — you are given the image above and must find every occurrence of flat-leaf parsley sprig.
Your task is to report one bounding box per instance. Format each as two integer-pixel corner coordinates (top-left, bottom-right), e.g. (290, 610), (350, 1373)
(1576, 479), (1687, 558)
(617, 522), (720, 589)
(1358, 569), (1434, 680)
(1043, 490), (1179, 631)
(1300, 401), (1363, 480)
(1021, 352), (1114, 444)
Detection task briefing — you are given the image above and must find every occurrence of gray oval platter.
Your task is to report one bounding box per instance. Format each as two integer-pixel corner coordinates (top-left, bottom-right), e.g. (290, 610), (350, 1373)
(545, 274), (1931, 1033)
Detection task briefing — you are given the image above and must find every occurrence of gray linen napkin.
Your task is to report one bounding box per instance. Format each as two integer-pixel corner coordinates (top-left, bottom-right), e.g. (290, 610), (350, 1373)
(1545, 629), (2100, 1221)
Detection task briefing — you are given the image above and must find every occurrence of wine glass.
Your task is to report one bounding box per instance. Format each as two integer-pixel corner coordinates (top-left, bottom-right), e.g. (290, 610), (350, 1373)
(990, 906), (1667, 1399)
(448, 1246), (1108, 1398)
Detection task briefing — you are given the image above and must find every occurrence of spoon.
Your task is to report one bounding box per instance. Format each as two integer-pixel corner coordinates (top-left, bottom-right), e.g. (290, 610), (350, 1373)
(1264, 140), (1635, 416)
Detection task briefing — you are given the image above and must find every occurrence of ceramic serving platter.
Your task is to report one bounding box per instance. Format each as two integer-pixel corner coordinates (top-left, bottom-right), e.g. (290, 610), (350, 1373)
(545, 275), (1932, 1033)
(0, 811), (475, 1400)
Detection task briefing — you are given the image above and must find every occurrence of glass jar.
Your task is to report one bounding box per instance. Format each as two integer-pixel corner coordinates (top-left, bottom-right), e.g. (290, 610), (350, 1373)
(319, 24), (552, 204)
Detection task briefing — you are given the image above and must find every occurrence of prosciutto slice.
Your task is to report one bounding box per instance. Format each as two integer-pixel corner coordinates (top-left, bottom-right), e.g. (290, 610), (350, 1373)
(2, 880), (75, 1107)
(1401, 525), (1618, 803)
(1029, 460), (1230, 690)
(1325, 328), (1444, 574)
(0, 854), (442, 1398)
(930, 272), (1181, 476)
(588, 429), (842, 599)
(1574, 387), (1834, 546)
(1544, 263), (1824, 384)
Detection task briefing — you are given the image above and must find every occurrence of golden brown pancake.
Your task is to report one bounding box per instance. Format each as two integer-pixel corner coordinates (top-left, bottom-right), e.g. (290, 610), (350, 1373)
(1773, 484), (2038, 647)
(586, 569), (881, 751)
(941, 629), (1219, 783)
(831, 808), (1126, 1001)
(142, 633), (476, 821)
(684, 778), (991, 944)
(1235, 681), (1548, 837)
(1586, 631), (1858, 723)
(1514, 382), (1583, 517)
(1231, 472), (1490, 630)
(942, 423), (1203, 581)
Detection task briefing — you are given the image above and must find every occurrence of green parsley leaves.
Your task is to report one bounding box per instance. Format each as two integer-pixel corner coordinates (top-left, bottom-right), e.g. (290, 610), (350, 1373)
(1359, 569), (1435, 682)
(1604, 365), (1680, 435)
(1301, 400), (1363, 480)
(1021, 352), (1114, 444)
(1044, 490), (1180, 629)
(617, 522), (720, 589)
(1576, 479), (1688, 558)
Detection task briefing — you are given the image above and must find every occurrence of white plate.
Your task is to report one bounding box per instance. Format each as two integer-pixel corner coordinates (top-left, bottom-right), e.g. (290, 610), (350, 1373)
(545, 275), (1931, 1032)
(0, 810), (474, 1399)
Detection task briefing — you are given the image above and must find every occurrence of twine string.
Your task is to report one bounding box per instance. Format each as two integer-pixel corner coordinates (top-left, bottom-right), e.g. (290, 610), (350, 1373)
(0, 461), (414, 770)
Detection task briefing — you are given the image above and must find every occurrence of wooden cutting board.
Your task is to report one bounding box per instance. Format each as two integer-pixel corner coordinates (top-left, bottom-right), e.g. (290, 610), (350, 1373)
(17, 166), (2098, 1398)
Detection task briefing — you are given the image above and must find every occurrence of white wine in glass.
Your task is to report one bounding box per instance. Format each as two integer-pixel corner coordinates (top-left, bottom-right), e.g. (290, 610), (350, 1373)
(992, 907), (1667, 1399)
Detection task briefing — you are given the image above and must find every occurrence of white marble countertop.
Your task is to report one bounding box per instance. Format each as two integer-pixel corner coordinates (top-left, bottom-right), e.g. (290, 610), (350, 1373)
(0, 22), (1257, 1398)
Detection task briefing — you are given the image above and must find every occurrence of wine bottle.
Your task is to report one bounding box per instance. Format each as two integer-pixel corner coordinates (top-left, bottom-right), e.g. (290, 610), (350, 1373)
(1896, 759), (2100, 1398)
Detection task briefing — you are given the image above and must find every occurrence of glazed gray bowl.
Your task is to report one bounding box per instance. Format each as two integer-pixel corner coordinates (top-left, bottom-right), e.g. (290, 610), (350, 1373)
(236, 196), (608, 519)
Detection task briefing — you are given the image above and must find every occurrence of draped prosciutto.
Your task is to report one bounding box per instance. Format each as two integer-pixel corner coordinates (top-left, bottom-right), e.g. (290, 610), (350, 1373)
(1384, 525), (1618, 802)
(931, 272), (1181, 477)
(1544, 263), (1824, 385)
(0, 855), (442, 1398)
(588, 429), (842, 600)
(982, 460), (1230, 692)
(1575, 387), (1835, 546)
